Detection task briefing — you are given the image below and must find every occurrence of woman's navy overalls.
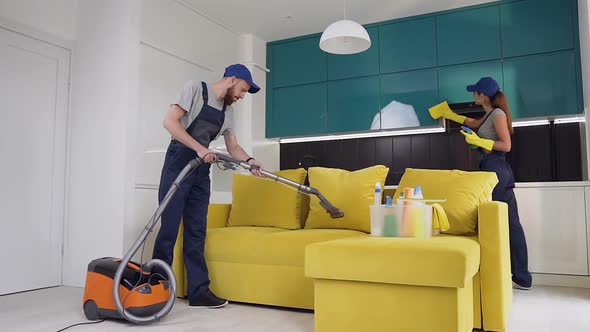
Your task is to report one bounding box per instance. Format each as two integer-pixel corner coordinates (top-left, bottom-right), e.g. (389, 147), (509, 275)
(477, 113), (532, 287)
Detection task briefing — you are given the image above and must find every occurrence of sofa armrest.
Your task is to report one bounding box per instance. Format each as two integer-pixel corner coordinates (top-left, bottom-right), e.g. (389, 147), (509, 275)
(478, 201), (513, 332)
(207, 203), (231, 229)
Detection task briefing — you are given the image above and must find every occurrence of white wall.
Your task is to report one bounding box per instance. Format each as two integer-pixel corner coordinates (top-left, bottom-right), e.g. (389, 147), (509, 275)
(63, 0), (141, 287)
(0, 0), (78, 41)
(131, 0), (278, 258)
(0, 0), (276, 288)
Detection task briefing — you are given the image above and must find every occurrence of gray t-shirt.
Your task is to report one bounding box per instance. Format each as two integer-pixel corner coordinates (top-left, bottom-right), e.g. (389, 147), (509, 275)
(172, 80), (234, 141)
(477, 108), (506, 141)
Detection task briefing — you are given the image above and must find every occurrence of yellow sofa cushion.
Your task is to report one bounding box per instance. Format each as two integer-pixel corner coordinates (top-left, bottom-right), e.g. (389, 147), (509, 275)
(305, 236), (480, 288)
(206, 227), (366, 267)
(304, 165), (390, 233)
(228, 168), (307, 230)
(394, 168), (498, 235)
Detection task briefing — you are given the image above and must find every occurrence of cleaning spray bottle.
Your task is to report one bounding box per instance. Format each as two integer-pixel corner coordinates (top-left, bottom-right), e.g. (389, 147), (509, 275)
(413, 186), (425, 238)
(374, 182), (382, 206)
(383, 196), (399, 237)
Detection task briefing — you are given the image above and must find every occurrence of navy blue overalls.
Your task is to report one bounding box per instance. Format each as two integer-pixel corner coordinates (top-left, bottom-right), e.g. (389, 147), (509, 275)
(478, 127), (532, 288)
(152, 82), (225, 301)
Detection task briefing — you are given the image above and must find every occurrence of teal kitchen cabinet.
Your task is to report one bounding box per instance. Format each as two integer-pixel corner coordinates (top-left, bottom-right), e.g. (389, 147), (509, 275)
(273, 83), (327, 137)
(503, 51), (579, 119)
(500, 0), (574, 58)
(380, 69), (439, 127)
(379, 17), (437, 73)
(273, 37), (326, 87)
(436, 6), (501, 66)
(327, 76), (380, 133)
(438, 60), (503, 103)
(327, 26), (380, 80)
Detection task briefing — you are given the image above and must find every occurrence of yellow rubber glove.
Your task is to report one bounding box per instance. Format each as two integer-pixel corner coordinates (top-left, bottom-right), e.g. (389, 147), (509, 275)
(428, 101), (467, 124)
(460, 130), (495, 151)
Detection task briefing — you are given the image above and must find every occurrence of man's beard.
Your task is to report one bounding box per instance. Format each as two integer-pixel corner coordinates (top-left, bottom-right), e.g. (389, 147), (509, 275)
(224, 91), (237, 105)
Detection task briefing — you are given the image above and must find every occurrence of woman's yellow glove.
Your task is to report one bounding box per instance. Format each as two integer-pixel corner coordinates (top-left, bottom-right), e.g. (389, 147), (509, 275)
(460, 130), (495, 151)
(428, 101), (467, 124)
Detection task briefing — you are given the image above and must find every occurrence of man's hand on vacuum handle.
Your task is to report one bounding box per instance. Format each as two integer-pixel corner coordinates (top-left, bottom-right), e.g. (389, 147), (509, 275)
(163, 104), (217, 163)
(223, 134), (265, 177)
(247, 159), (264, 177)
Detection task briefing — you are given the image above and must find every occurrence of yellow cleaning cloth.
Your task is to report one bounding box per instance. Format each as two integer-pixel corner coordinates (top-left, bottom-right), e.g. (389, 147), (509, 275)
(428, 101), (467, 124)
(432, 203), (450, 232)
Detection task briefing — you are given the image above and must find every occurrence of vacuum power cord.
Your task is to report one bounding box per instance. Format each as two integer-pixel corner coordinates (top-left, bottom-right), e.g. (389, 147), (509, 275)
(56, 319), (105, 332)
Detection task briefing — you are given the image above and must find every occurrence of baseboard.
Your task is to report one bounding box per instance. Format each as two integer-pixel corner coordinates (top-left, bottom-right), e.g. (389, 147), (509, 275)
(532, 273), (590, 288)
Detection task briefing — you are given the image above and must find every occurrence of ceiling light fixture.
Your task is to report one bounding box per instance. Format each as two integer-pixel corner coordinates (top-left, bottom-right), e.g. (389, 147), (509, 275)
(319, 0), (371, 55)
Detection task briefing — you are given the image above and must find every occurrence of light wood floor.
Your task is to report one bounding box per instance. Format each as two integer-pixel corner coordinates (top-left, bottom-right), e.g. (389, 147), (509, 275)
(1, 285), (590, 331)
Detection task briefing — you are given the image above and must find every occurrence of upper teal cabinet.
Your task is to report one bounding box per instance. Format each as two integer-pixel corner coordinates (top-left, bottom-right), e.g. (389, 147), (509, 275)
(265, 0), (582, 139)
(438, 60), (503, 103)
(273, 37), (326, 87)
(436, 6), (501, 66)
(273, 83), (327, 137)
(500, 0), (574, 58)
(327, 27), (380, 80)
(379, 17), (436, 73)
(503, 51), (579, 119)
(327, 76), (380, 133)
(380, 69), (438, 127)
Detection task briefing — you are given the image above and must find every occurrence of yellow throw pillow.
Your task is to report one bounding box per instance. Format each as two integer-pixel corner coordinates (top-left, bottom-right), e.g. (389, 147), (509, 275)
(227, 168), (307, 230)
(393, 168), (498, 235)
(304, 165), (390, 233)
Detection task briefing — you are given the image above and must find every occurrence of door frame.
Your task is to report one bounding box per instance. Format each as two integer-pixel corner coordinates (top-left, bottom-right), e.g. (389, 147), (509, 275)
(0, 17), (72, 291)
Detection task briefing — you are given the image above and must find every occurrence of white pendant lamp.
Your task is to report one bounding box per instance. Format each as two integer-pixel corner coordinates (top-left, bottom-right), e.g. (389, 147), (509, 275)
(319, 1), (371, 55)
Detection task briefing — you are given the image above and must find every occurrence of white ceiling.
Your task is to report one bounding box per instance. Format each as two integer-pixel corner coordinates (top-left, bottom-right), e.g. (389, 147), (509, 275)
(183, 0), (498, 42)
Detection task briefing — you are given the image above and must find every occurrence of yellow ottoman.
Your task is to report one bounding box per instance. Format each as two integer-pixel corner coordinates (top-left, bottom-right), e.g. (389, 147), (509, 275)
(305, 236), (480, 332)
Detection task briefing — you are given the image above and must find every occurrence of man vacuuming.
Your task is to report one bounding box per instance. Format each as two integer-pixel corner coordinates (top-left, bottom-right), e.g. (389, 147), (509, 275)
(152, 64), (264, 308)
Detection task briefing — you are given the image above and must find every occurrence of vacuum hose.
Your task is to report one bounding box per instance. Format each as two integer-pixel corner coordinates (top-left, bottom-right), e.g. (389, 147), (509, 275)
(112, 157), (202, 324)
(215, 153), (344, 219)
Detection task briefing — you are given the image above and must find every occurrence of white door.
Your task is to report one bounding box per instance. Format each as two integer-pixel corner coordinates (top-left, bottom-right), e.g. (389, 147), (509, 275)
(0, 27), (70, 294)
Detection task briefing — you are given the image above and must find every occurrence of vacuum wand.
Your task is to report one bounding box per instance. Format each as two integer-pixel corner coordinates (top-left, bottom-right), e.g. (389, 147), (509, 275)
(215, 153), (344, 219)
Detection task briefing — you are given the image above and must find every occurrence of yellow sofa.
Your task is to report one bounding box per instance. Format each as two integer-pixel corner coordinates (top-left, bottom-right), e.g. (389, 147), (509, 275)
(172, 203), (367, 309)
(306, 235), (480, 332)
(171, 168), (513, 331)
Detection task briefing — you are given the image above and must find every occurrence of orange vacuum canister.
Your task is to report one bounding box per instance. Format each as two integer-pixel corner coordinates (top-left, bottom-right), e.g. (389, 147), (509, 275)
(82, 257), (171, 321)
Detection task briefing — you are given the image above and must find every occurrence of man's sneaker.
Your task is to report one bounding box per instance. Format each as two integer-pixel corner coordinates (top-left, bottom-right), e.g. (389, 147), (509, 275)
(189, 289), (228, 308)
(512, 281), (532, 290)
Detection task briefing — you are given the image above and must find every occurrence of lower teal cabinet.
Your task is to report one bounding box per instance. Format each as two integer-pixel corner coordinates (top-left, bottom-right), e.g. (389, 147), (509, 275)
(380, 69), (439, 127)
(273, 83), (327, 137)
(327, 76), (381, 133)
(503, 51), (580, 119)
(438, 61), (503, 104)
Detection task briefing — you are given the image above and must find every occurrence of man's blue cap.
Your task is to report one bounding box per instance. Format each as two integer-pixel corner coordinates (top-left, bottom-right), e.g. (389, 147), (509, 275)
(224, 64), (260, 94)
(466, 77), (500, 97)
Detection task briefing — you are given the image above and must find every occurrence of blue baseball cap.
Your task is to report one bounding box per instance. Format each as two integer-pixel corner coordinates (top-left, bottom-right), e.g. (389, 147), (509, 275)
(224, 64), (260, 94)
(466, 77), (500, 97)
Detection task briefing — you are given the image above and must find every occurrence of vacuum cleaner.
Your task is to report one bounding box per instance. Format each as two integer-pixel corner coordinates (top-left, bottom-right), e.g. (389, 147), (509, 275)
(82, 153), (343, 324)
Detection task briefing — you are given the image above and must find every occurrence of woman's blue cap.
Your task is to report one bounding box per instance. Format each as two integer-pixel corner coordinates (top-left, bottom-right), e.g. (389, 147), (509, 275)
(466, 77), (499, 97)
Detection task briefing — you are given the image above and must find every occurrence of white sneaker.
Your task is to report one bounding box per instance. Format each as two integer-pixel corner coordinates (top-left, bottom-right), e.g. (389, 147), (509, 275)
(513, 281), (532, 290)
